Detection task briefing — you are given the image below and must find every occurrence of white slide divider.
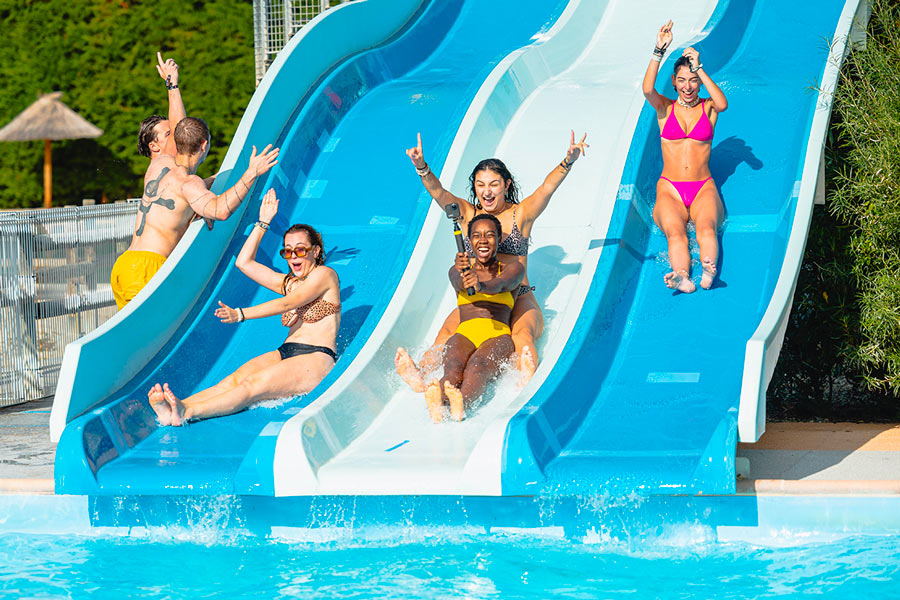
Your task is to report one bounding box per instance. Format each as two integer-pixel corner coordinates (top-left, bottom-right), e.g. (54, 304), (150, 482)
(273, 0), (717, 496)
(737, 0), (866, 443)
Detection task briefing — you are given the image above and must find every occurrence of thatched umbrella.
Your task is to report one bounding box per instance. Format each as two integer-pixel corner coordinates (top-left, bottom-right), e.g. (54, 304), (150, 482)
(0, 92), (103, 208)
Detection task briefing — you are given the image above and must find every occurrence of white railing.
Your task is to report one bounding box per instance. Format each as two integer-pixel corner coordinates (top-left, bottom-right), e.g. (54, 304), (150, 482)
(253, 0), (351, 84)
(0, 202), (137, 407)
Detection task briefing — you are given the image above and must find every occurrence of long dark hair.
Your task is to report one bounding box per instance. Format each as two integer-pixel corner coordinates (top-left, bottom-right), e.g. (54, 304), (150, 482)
(283, 224), (326, 265)
(468, 158), (520, 208)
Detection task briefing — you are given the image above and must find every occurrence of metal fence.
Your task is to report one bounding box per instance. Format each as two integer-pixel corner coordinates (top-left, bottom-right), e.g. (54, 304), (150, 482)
(0, 202), (138, 407)
(253, 0), (349, 84)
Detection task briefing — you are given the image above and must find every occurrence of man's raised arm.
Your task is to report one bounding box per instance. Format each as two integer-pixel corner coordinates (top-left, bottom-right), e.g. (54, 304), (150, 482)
(184, 145), (280, 221)
(157, 52), (185, 157)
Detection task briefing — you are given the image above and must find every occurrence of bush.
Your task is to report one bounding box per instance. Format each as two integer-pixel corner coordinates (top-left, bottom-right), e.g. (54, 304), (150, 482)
(0, 0), (254, 208)
(769, 0), (900, 420)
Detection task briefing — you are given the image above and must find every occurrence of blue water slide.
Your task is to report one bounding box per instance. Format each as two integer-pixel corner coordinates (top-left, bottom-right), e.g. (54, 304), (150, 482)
(501, 0), (863, 496)
(51, 0), (569, 495)
(269, 0), (719, 496)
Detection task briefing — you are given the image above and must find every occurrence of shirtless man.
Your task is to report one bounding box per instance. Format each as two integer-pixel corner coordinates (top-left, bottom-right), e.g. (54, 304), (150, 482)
(110, 116), (279, 309)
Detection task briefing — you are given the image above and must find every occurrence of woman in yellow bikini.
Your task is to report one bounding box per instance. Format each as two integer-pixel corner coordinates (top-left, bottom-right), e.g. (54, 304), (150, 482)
(147, 189), (341, 426)
(420, 214), (524, 422)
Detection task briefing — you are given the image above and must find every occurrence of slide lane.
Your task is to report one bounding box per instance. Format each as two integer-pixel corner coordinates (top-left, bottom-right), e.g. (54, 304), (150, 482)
(502, 0), (855, 496)
(272, 0), (717, 496)
(53, 0), (568, 495)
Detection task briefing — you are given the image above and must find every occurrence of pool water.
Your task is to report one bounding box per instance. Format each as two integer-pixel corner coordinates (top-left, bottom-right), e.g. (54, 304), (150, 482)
(3, 527), (900, 599)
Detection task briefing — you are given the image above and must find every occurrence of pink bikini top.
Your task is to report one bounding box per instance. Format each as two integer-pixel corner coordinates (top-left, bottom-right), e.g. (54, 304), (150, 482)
(280, 274), (340, 328)
(660, 100), (714, 142)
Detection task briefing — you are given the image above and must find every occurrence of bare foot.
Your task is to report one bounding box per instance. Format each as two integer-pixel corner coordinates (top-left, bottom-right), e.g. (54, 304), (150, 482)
(664, 269), (696, 293)
(147, 383), (171, 426)
(395, 347), (425, 393)
(162, 383), (188, 426)
(517, 345), (537, 389)
(700, 257), (717, 290)
(443, 380), (465, 422)
(424, 379), (444, 423)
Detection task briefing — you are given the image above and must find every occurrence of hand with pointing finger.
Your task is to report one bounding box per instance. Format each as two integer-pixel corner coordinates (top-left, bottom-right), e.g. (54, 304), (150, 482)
(405, 132), (427, 170)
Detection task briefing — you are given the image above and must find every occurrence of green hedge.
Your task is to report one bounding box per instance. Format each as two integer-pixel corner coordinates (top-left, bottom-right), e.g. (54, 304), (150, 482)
(769, 0), (900, 420)
(0, 0), (254, 208)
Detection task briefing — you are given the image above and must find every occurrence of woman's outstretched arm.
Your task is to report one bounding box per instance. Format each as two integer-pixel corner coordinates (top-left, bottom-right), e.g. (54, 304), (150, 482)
(643, 20), (674, 111)
(406, 132), (471, 219)
(518, 131), (589, 224)
(682, 47), (728, 112)
(216, 267), (338, 323)
(234, 188), (287, 293)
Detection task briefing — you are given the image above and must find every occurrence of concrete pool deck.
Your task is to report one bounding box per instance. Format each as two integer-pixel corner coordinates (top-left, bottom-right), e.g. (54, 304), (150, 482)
(1, 398), (898, 496)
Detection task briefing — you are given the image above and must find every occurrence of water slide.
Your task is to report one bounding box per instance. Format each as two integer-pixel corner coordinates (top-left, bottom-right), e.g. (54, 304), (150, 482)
(52, 0), (863, 497)
(51, 0), (570, 494)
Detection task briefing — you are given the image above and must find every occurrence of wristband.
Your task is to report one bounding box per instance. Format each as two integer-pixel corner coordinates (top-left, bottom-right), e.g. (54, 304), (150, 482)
(237, 307), (245, 322)
(415, 163), (431, 177)
(255, 221), (270, 231)
(559, 158), (573, 172)
(690, 63), (703, 73)
(651, 53), (662, 63)
(653, 46), (666, 57)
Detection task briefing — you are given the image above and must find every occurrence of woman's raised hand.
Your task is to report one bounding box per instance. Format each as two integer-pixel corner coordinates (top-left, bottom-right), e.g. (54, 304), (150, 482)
(405, 132), (427, 169)
(656, 20), (674, 50)
(566, 130), (589, 163)
(215, 301), (240, 323)
(683, 46), (700, 70)
(259, 188), (279, 223)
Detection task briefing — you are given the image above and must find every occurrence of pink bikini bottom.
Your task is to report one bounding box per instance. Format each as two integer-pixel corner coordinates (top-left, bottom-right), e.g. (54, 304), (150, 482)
(660, 176), (713, 208)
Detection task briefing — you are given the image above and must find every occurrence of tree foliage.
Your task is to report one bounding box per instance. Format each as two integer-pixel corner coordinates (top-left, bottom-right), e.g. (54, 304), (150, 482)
(0, 0), (254, 208)
(769, 0), (900, 419)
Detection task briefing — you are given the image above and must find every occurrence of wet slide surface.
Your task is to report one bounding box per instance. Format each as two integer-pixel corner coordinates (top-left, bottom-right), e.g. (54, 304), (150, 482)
(54, 0), (568, 494)
(503, 0), (849, 495)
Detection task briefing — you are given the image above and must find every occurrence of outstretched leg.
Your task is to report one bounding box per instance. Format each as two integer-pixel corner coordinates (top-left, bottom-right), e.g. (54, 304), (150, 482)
(510, 291), (543, 387)
(395, 347), (426, 392)
(454, 335), (516, 420)
(654, 180), (694, 293)
(163, 351), (334, 425)
(690, 186), (724, 290)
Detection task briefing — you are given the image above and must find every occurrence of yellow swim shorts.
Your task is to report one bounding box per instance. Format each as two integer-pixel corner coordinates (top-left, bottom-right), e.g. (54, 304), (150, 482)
(110, 250), (167, 310)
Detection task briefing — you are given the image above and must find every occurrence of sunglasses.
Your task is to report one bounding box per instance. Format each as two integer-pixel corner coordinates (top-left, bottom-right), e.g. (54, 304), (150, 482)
(279, 246), (312, 259)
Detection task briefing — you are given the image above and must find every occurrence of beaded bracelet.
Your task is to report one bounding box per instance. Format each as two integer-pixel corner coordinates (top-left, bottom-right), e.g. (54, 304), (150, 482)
(237, 307), (245, 322)
(559, 157), (574, 172)
(690, 63), (704, 73)
(415, 163), (431, 177)
(255, 221), (270, 231)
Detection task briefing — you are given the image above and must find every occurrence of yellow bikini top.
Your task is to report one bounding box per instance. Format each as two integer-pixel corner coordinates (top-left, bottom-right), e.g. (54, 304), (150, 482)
(456, 263), (515, 309)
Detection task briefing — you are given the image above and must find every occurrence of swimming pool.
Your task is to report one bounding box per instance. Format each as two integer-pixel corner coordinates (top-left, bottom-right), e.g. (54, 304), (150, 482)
(3, 496), (899, 599)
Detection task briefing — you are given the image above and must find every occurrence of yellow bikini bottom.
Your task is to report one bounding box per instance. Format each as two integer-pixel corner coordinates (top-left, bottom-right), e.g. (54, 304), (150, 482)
(454, 318), (511, 349)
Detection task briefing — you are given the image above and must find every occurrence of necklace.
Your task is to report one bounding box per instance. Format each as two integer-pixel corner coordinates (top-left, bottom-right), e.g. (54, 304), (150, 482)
(677, 97), (701, 108)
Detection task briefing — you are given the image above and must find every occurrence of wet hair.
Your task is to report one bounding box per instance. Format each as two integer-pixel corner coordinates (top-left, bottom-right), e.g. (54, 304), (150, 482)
(174, 117), (210, 155)
(468, 158), (520, 207)
(137, 115), (166, 157)
(672, 56), (694, 77)
(467, 213), (502, 239)
(283, 223), (326, 265)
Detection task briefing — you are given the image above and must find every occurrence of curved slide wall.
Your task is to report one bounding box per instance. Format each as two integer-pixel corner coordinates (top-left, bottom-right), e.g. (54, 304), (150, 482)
(502, 0), (857, 496)
(52, 0), (569, 495)
(272, 0), (718, 496)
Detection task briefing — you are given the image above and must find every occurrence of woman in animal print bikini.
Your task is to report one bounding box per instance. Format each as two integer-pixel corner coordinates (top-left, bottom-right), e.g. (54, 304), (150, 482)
(643, 20), (728, 293)
(396, 131), (588, 390)
(147, 188), (341, 426)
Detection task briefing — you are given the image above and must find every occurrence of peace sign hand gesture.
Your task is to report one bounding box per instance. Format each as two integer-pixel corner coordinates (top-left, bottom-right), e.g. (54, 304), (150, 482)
(566, 130), (589, 163)
(405, 132), (427, 170)
(656, 20), (674, 51)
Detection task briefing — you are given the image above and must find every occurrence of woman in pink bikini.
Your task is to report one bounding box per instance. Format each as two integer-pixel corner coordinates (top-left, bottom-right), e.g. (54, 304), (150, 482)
(147, 188), (341, 426)
(643, 20), (728, 293)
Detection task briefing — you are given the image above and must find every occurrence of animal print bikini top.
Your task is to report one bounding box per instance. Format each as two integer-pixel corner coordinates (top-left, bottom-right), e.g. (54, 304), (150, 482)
(280, 274), (340, 328)
(463, 206), (530, 257)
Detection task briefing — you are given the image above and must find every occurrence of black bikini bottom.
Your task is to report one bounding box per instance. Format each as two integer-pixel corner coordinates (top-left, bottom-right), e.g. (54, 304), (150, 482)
(277, 342), (337, 362)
